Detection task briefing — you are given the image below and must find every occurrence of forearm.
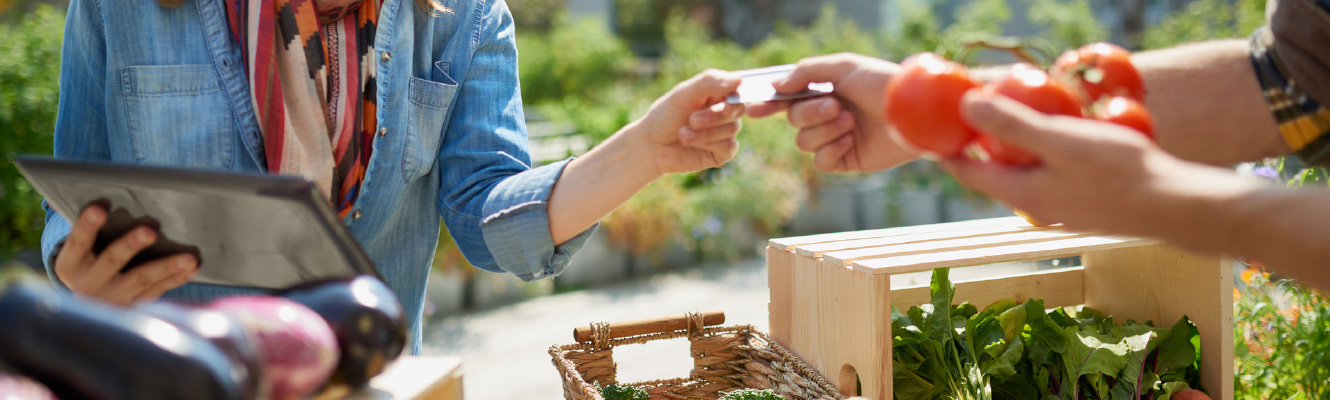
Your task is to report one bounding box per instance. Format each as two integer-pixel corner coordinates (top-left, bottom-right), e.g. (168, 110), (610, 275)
(1154, 169), (1330, 291)
(1225, 189), (1330, 291)
(1132, 39), (1288, 165)
(546, 122), (663, 244)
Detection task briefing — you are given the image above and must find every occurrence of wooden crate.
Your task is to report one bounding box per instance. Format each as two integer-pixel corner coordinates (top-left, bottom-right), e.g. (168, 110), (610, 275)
(766, 217), (1234, 400)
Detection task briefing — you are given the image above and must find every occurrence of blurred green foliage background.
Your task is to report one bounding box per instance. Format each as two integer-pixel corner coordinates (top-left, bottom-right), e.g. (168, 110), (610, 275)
(0, 4), (62, 258)
(0, 0), (1270, 266)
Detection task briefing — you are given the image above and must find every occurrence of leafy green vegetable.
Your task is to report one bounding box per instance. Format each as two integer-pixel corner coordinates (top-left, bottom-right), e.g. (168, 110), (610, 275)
(1059, 326), (1130, 397)
(1107, 324), (1164, 399)
(890, 268), (993, 400)
(718, 388), (786, 400)
(1155, 381), (1192, 400)
(892, 268), (1205, 400)
(596, 383), (648, 400)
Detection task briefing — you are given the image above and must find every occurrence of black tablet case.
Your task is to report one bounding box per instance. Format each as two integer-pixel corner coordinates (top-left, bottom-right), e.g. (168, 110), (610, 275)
(15, 157), (380, 289)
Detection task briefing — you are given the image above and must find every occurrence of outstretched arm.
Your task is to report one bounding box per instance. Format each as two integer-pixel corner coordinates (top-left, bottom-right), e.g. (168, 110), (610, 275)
(941, 92), (1330, 291)
(1132, 40), (1288, 165)
(755, 39), (1296, 170)
(547, 70), (745, 244)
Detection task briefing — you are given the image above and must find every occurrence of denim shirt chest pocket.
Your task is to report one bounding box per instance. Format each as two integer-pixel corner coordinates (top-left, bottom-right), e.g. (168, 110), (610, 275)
(119, 65), (235, 169)
(402, 61), (460, 181)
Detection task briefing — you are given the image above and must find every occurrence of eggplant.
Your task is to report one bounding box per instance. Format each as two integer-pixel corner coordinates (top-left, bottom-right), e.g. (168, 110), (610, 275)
(0, 373), (58, 400)
(277, 275), (406, 388)
(0, 275), (248, 400)
(135, 301), (268, 400)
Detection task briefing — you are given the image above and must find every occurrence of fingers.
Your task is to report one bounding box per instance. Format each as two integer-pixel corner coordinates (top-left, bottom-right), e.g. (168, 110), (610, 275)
(681, 121), (742, 146)
(795, 112), (855, 152)
(686, 102), (744, 132)
(813, 134), (857, 173)
(105, 254), (198, 304)
(960, 90), (1068, 156)
(696, 138), (741, 167)
(75, 226), (156, 295)
(937, 157), (1038, 208)
(134, 268), (196, 303)
(55, 205), (107, 284)
(672, 69), (743, 105)
(772, 53), (862, 93)
(787, 97), (844, 129)
(744, 100), (790, 119)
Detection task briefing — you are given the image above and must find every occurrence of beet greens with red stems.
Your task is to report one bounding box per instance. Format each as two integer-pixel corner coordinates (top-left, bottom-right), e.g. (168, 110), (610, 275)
(891, 268), (1205, 400)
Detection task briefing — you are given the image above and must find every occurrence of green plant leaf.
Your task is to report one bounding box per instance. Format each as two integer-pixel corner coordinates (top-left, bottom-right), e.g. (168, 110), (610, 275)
(1022, 300), (1067, 366)
(1155, 381), (1191, 400)
(718, 388), (786, 400)
(597, 383), (648, 400)
(928, 268), (958, 342)
(982, 336), (1024, 379)
(1105, 324), (1161, 399)
(1152, 317), (1199, 384)
(1085, 373), (1111, 399)
(1059, 326), (1131, 397)
(893, 360), (940, 400)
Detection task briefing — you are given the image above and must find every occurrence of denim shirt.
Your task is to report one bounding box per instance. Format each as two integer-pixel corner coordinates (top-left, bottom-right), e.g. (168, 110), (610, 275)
(41, 0), (596, 352)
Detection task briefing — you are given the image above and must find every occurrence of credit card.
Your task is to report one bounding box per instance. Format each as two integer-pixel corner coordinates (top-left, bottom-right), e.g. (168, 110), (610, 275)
(725, 64), (834, 104)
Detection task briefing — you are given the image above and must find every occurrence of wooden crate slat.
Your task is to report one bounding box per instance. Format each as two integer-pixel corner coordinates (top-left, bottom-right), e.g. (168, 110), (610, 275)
(768, 216), (1025, 251)
(889, 267), (1086, 311)
(850, 236), (1162, 275)
(767, 246), (795, 350)
(793, 223), (1043, 258)
(822, 229), (1095, 266)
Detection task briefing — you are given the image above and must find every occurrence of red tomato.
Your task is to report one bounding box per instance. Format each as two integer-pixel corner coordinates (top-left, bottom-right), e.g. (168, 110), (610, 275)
(1051, 42), (1145, 102)
(884, 53), (981, 158)
(975, 64), (1085, 166)
(1094, 96), (1155, 140)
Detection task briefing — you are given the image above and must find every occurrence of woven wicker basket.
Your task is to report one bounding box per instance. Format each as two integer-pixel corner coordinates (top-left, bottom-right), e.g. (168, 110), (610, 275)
(549, 311), (846, 400)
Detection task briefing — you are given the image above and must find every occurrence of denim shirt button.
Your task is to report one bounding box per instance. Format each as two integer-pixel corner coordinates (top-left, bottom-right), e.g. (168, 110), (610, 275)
(380, 51), (391, 63)
(378, 127), (387, 138)
(352, 210), (362, 220)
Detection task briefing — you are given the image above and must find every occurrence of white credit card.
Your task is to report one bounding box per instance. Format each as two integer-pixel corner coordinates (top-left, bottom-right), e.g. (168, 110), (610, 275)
(725, 64), (834, 104)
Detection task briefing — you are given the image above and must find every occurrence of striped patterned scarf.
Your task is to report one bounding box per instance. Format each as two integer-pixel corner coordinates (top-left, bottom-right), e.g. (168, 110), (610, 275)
(226, 0), (379, 219)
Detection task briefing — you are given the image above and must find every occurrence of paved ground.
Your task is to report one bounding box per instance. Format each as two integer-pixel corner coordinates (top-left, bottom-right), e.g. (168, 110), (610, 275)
(422, 255), (1043, 400)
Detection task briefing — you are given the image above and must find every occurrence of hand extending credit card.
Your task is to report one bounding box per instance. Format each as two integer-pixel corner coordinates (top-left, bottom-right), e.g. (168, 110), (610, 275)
(725, 64), (834, 104)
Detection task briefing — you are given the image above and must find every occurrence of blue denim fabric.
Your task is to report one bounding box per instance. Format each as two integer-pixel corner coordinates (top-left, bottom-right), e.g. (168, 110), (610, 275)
(41, 0), (596, 353)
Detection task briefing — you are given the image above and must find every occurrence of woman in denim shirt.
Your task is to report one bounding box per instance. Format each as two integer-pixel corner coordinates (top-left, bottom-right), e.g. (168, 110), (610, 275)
(43, 0), (746, 352)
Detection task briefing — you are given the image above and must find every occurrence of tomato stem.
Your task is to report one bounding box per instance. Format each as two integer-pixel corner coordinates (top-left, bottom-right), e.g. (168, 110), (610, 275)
(961, 39), (1041, 66)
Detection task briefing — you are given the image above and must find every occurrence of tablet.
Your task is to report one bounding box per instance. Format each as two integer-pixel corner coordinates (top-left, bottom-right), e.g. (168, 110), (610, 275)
(15, 157), (381, 289)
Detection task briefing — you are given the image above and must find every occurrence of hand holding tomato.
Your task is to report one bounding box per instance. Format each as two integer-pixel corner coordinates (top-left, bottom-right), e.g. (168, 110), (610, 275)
(974, 63), (1085, 166)
(938, 92), (1243, 237)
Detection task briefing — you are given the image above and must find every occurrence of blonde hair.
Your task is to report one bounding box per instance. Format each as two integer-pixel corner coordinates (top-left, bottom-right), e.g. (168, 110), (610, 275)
(155, 0), (450, 14)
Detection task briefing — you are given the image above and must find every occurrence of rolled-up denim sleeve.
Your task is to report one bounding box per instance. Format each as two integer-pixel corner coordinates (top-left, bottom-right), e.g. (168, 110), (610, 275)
(41, 0), (111, 289)
(436, 0), (595, 280)
(41, 202), (73, 290)
(479, 159), (596, 281)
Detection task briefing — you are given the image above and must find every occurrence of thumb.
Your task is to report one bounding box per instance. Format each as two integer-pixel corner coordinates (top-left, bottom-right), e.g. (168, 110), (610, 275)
(670, 69), (743, 105)
(961, 90), (1070, 157)
(771, 55), (858, 93)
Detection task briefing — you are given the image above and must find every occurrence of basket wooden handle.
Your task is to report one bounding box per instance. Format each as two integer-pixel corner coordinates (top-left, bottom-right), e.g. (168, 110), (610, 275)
(573, 311), (725, 343)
